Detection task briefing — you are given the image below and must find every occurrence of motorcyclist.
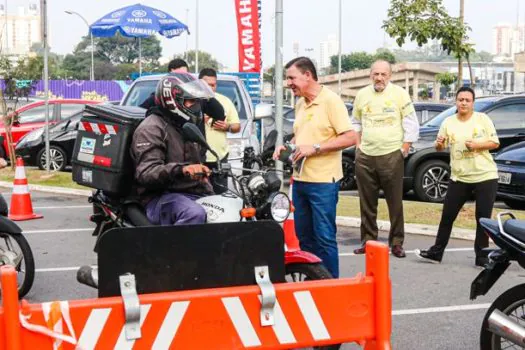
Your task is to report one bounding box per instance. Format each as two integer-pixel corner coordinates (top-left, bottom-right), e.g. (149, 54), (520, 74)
(130, 73), (215, 225)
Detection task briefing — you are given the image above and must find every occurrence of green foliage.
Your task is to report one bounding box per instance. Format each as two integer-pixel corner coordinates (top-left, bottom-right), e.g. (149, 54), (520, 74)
(176, 50), (221, 72)
(435, 72), (456, 87)
(383, 0), (475, 61)
(91, 33), (162, 65)
(329, 49), (396, 74)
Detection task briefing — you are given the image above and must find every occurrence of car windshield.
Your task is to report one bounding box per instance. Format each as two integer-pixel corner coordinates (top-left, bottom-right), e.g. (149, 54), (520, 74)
(422, 100), (494, 128)
(122, 78), (248, 120)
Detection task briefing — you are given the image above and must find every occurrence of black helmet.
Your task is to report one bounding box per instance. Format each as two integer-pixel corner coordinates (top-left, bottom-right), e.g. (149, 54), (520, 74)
(154, 73), (214, 124)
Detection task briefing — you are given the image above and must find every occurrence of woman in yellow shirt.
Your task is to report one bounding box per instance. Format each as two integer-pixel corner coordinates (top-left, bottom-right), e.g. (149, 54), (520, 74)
(415, 86), (499, 267)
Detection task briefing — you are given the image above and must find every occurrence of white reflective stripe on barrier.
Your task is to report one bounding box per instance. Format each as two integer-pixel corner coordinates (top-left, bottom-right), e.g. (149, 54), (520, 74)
(106, 125), (118, 135)
(222, 297), (262, 347)
(76, 308), (112, 350)
(90, 123), (101, 134)
(294, 291), (330, 341)
(152, 301), (190, 350)
(12, 185), (29, 195)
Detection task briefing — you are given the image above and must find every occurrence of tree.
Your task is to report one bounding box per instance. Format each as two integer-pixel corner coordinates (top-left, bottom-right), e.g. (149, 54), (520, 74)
(89, 33), (162, 65)
(177, 50), (221, 72)
(436, 72), (456, 95)
(383, 0), (475, 86)
(374, 49), (396, 64)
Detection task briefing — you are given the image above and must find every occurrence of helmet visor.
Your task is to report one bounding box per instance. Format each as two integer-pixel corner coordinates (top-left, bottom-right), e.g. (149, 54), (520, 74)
(178, 79), (214, 100)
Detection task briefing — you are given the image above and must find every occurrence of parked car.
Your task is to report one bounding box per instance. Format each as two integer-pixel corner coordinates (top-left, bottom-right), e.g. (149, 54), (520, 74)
(0, 99), (99, 159)
(494, 141), (525, 210)
(342, 95), (525, 201)
(120, 74), (266, 168)
(15, 111), (84, 171)
(413, 102), (451, 124)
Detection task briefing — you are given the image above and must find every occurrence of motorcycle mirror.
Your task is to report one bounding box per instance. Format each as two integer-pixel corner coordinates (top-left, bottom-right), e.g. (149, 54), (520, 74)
(182, 123), (208, 147)
(182, 123), (222, 168)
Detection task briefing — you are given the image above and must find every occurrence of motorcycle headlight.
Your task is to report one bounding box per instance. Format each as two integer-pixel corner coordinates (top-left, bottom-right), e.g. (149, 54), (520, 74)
(269, 192), (291, 223)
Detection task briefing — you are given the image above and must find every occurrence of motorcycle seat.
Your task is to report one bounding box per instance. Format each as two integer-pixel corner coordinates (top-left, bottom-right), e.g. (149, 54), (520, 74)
(504, 219), (525, 243)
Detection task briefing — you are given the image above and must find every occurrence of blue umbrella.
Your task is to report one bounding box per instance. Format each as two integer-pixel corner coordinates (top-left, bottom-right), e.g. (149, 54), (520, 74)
(90, 3), (189, 74)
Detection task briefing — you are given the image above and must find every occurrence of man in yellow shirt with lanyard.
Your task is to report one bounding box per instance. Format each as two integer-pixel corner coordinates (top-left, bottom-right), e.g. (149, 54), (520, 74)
(351, 60), (420, 258)
(199, 68), (241, 194)
(273, 57), (356, 278)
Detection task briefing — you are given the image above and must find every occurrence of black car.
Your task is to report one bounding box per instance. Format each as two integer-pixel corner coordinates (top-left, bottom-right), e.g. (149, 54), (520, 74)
(494, 141), (525, 210)
(413, 102), (452, 124)
(16, 112), (82, 171)
(342, 95), (525, 201)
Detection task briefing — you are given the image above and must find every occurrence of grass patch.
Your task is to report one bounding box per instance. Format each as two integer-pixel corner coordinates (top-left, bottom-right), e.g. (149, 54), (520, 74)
(0, 168), (523, 230)
(0, 168), (88, 190)
(337, 196), (525, 230)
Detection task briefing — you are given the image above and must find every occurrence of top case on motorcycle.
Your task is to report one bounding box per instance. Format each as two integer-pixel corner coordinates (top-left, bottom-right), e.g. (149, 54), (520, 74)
(96, 221), (286, 297)
(71, 104), (145, 195)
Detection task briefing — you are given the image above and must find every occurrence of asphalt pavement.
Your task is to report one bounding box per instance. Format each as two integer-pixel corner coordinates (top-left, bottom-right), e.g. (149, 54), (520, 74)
(2, 190), (523, 349)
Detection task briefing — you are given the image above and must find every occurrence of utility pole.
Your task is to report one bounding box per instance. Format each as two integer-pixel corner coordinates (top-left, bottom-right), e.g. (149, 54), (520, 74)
(337, 0), (342, 97)
(41, 0), (50, 172)
(275, 0), (284, 180)
(195, 0), (199, 73)
(458, 0), (464, 88)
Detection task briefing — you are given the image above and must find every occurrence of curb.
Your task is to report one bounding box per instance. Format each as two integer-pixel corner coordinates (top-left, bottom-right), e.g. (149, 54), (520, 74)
(0, 182), (477, 242)
(0, 181), (92, 197)
(336, 216), (476, 242)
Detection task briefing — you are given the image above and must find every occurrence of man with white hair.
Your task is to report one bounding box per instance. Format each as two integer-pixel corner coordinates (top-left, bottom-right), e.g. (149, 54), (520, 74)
(351, 60), (419, 258)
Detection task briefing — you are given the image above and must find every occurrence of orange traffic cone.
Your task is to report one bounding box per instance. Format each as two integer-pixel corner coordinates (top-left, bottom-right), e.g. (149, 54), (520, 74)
(283, 177), (300, 251)
(8, 157), (43, 221)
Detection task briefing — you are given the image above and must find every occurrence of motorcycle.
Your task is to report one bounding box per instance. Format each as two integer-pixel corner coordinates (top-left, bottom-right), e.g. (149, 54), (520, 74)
(78, 123), (332, 289)
(0, 195), (35, 298)
(470, 212), (525, 349)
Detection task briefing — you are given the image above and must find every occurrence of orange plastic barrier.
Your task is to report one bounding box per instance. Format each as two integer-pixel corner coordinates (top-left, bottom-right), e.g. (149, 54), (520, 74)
(0, 241), (391, 350)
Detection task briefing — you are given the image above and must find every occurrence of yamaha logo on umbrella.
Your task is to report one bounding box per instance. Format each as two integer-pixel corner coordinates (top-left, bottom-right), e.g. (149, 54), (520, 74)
(111, 10), (125, 18)
(132, 10), (147, 18)
(152, 10), (167, 19)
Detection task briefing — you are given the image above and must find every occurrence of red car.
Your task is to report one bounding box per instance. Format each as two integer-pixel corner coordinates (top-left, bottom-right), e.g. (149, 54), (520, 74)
(0, 99), (99, 158)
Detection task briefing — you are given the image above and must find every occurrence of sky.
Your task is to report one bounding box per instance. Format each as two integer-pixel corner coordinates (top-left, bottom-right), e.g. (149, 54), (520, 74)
(6, 0), (525, 70)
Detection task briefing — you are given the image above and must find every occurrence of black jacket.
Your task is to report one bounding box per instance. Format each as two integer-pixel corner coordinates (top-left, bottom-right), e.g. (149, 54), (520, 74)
(130, 112), (213, 204)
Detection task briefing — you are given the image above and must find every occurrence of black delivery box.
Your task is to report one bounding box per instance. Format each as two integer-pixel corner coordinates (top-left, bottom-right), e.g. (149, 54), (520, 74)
(72, 104), (145, 195)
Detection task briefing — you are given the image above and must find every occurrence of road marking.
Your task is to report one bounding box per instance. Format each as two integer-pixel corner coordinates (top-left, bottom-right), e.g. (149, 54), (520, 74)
(339, 247), (473, 257)
(32, 205), (92, 209)
(35, 247), (475, 273)
(24, 228), (93, 234)
(393, 303), (491, 315)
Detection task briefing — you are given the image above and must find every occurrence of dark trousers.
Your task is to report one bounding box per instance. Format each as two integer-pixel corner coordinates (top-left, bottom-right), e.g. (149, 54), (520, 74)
(205, 154), (229, 194)
(431, 179), (498, 257)
(355, 149), (405, 246)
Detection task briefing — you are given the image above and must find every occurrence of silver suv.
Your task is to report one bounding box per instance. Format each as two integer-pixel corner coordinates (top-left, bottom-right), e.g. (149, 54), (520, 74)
(120, 74), (262, 167)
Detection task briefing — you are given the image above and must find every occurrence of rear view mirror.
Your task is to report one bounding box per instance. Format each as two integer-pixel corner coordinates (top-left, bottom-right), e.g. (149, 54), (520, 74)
(254, 104), (273, 120)
(182, 123), (208, 148)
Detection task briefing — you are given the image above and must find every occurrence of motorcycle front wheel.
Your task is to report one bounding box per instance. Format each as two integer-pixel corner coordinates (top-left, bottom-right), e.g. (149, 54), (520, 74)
(0, 233), (35, 298)
(285, 263), (332, 282)
(480, 283), (525, 349)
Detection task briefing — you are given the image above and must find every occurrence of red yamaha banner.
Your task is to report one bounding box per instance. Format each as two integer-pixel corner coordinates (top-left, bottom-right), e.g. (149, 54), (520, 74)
(234, 0), (261, 72)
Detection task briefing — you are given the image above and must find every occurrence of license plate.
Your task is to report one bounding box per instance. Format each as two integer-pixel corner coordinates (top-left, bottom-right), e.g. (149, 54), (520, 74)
(498, 172), (512, 184)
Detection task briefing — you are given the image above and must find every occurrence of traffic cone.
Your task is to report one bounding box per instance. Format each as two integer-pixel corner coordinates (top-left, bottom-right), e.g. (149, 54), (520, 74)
(283, 177), (300, 251)
(8, 157), (43, 221)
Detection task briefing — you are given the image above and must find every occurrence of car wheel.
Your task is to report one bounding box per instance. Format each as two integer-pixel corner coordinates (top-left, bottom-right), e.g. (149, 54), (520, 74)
(37, 146), (67, 172)
(503, 198), (525, 210)
(340, 155), (355, 191)
(413, 160), (450, 203)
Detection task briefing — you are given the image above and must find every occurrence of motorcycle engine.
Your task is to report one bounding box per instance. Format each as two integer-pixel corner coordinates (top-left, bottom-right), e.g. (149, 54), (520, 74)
(247, 174), (266, 195)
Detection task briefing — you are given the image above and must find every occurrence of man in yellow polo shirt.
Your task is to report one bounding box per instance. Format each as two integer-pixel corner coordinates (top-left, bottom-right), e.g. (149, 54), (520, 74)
(273, 57), (356, 278)
(351, 60), (420, 258)
(199, 68), (241, 194)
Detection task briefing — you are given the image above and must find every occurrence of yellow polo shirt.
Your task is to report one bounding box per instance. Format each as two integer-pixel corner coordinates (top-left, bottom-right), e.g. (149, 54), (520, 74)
(352, 84), (415, 156)
(438, 112), (499, 183)
(293, 86), (352, 183)
(205, 92), (240, 162)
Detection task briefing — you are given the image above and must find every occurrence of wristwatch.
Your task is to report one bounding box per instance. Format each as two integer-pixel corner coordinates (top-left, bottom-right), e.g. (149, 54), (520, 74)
(313, 144), (321, 154)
